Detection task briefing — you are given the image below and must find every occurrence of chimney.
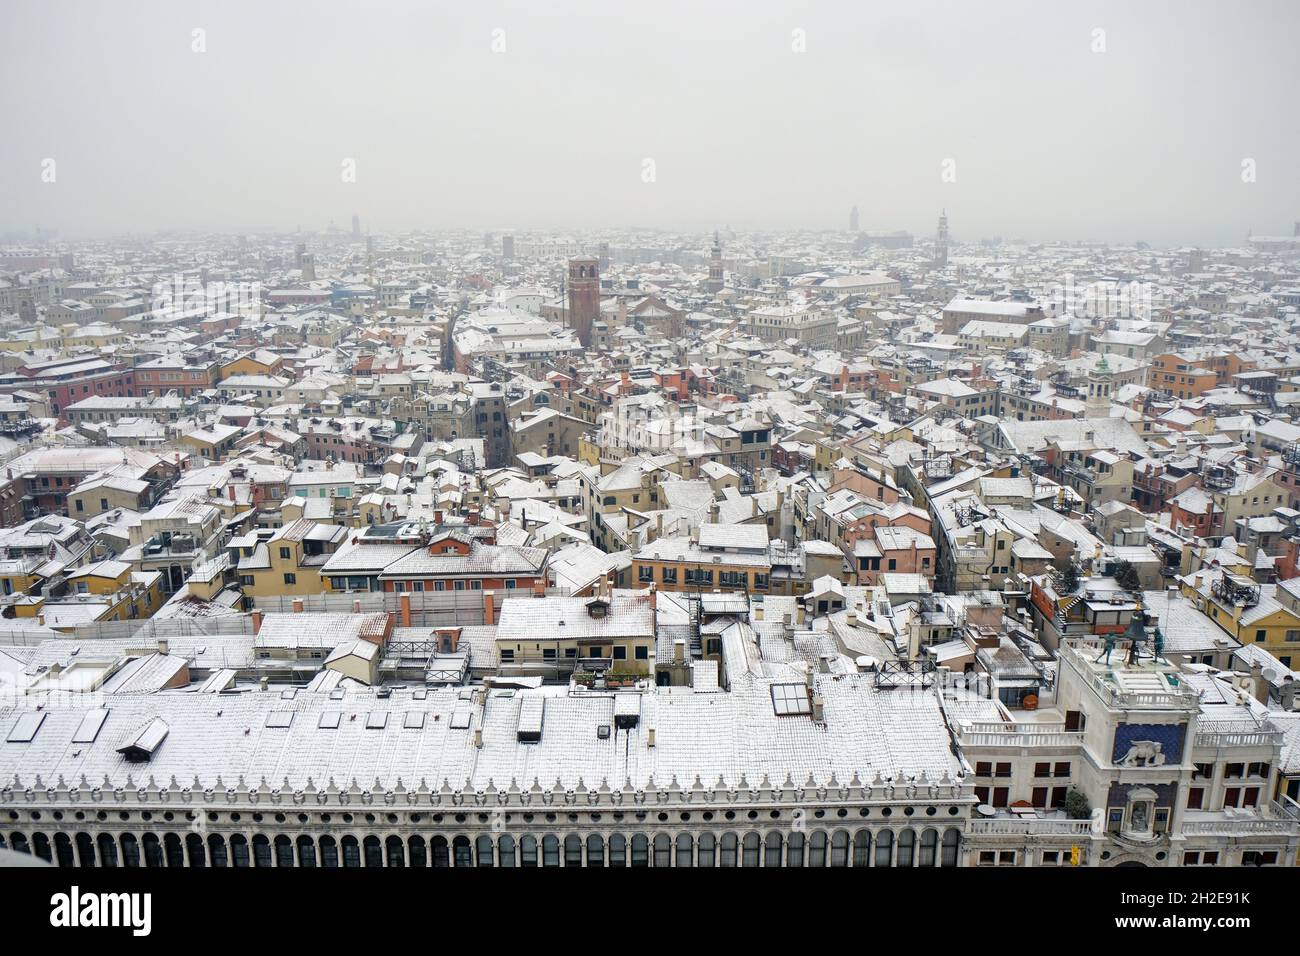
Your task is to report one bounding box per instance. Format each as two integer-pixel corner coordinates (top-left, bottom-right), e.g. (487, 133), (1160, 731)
(1250, 661), (1267, 704)
(647, 728), (656, 748)
(811, 695), (825, 722)
(400, 591), (412, 627)
(474, 728), (483, 749)
(647, 582), (657, 611)
(292, 598), (304, 613)
(251, 609), (263, 634)
(157, 639), (169, 656)
(259, 676), (269, 691)
(1281, 678), (1299, 711)
(353, 598), (362, 613)
(483, 590), (496, 626)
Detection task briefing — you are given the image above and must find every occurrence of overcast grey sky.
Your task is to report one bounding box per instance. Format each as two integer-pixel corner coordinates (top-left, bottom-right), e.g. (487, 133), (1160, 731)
(2, 0), (1297, 245)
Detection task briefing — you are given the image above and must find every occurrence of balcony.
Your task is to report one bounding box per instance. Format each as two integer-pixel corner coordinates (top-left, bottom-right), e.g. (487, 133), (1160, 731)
(1194, 727), (1284, 750)
(1181, 807), (1299, 837)
(956, 722), (1086, 749)
(968, 816), (1093, 837)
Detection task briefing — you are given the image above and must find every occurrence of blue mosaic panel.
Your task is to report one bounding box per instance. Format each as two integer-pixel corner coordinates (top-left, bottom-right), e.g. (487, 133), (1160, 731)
(1112, 722), (1186, 766)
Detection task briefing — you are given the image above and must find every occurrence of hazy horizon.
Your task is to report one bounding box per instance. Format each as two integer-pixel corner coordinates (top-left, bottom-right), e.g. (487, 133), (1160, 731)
(3, 0), (1298, 246)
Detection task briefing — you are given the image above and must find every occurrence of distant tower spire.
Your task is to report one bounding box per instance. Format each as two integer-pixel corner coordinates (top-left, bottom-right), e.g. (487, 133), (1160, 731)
(849, 205), (860, 232)
(935, 209), (949, 268)
(706, 231), (724, 294)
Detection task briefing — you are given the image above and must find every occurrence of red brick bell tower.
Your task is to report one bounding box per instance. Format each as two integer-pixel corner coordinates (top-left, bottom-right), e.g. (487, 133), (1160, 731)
(567, 256), (599, 348)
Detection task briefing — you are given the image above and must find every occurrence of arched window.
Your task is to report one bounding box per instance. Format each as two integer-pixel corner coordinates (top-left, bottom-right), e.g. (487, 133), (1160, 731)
(519, 835), (537, 867)
(808, 831), (827, 867)
(653, 833), (671, 867)
(275, 835), (295, 868)
(294, 836), (315, 868)
(319, 836), (339, 868)
(785, 831), (805, 867)
(497, 835), (515, 868)
(541, 835), (560, 867)
(874, 829), (893, 867)
(586, 833), (605, 867)
(252, 835), (273, 868)
(387, 836), (406, 868)
(919, 828), (938, 867)
(717, 832), (738, 868)
(55, 833), (77, 868)
(76, 832), (97, 867)
(476, 835), (494, 867)
(9, 832), (29, 854)
(697, 832), (716, 867)
(896, 829), (916, 868)
(142, 833), (164, 867)
(742, 832), (761, 867)
(164, 833), (185, 868)
(32, 832), (52, 863)
(185, 833), (205, 868)
(563, 834), (582, 867)
(608, 833), (626, 867)
(408, 836), (427, 868)
(452, 836), (473, 868)
(675, 832), (694, 867)
(853, 829), (871, 867)
(630, 834), (649, 867)
(122, 832), (141, 868)
(830, 830), (849, 867)
(431, 836), (449, 868)
(208, 834), (227, 868)
(229, 834), (249, 868)
(341, 836), (361, 868)
(941, 828), (960, 867)
(765, 831), (783, 868)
